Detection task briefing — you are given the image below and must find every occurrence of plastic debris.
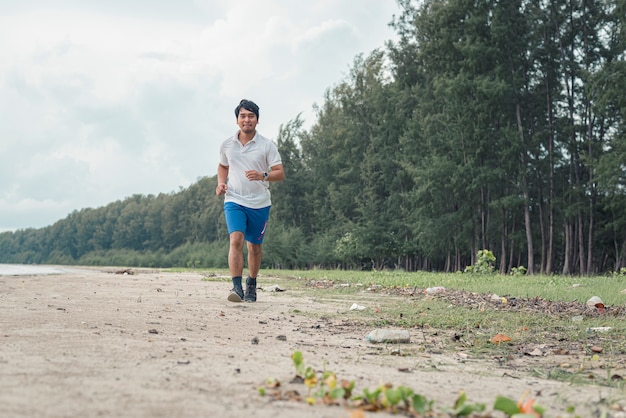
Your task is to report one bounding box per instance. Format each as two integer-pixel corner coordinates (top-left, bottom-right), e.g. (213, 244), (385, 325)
(261, 285), (285, 292)
(366, 329), (410, 344)
(587, 327), (612, 333)
(586, 296), (603, 307)
(425, 286), (445, 295)
(586, 296), (606, 312)
(350, 303), (366, 311)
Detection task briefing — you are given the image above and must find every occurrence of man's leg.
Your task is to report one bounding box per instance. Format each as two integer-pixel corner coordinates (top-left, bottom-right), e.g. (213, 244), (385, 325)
(247, 242), (262, 278)
(229, 231), (245, 278)
(244, 242), (262, 302)
(227, 231), (245, 302)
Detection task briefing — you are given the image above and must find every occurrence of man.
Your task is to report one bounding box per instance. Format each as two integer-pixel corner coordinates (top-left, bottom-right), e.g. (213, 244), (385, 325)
(215, 99), (284, 302)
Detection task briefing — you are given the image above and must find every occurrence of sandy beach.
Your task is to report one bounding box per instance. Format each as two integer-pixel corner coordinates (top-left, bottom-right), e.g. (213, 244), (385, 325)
(1, 267), (624, 418)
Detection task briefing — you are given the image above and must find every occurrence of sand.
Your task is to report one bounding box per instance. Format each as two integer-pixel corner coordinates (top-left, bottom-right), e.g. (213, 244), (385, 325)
(1, 267), (624, 418)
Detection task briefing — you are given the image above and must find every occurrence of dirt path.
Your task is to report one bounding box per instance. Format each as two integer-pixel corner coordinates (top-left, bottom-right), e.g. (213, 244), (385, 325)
(0, 268), (623, 417)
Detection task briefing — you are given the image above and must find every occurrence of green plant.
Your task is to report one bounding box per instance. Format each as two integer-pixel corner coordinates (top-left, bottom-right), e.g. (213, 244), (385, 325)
(510, 266), (527, 276)
(281, 351), (560, 416)
(610, 267), (626, 277)
(493, 391), (545, 417)
(291, 351), (351, 404)
(464, 249), (496, 274)
(446, 391), (486, 416)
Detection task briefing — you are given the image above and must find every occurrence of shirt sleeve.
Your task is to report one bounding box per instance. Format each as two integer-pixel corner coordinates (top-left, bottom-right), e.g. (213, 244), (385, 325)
(266, 141), (282, 168)
(219, 142), (229, 166)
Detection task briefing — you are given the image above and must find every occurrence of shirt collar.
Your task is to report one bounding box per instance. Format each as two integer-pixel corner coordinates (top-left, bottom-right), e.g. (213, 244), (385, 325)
(234, 130), (257, 144)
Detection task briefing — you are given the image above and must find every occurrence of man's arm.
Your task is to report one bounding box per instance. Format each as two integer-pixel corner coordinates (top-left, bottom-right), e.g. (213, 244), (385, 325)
(245, 163), (285, 182)
(267, 164), (285, 182)
(216, 163), (229, 196)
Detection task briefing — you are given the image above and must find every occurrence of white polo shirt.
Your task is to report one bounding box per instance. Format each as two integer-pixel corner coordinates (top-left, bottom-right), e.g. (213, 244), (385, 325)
(219, 131), (282, 208)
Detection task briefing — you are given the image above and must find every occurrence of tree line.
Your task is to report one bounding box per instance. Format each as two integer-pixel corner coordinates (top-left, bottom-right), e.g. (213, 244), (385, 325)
(1, 0), (625, 275)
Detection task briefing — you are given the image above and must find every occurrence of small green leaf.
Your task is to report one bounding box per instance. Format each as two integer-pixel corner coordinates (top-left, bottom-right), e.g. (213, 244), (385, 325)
(493, 396), (520, 415)
(385, 388), (402, 406)
(398, 385), (413, 399)
(454, 390), (468, 409)
(455, 403), (486, 416)
(328, 388), (345, 400)
(411, 394), (434, 414)
(291, 351), (303, 366)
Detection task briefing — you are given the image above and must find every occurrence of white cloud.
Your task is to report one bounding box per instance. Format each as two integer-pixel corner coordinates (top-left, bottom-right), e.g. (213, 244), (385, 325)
(0, 0), (399, 231)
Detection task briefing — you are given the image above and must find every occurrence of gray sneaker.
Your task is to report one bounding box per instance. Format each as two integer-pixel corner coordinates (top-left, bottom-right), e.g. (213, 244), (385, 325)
(227, 286), (244, 302)
(244, 278), (257, 302)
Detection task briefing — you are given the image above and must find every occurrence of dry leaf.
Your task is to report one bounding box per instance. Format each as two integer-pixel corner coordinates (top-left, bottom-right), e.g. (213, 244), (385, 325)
(518, 398), (540, 417)
(491, 333), (512, 344)
(349, 410), (367, 418)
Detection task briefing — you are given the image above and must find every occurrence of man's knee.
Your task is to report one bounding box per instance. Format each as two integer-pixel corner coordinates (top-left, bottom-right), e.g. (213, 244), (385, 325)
(247, 243), (262, 256)
(230, 232), (245, 248)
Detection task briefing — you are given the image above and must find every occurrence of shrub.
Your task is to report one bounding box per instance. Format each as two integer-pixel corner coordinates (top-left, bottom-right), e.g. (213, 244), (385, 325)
(464, 249), (496, 274)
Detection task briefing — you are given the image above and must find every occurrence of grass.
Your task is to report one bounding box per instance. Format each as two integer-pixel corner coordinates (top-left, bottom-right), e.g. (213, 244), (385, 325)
(197, 268), (625, 329)
(196, 268), (626, 350)
(260, 268), (626, 304)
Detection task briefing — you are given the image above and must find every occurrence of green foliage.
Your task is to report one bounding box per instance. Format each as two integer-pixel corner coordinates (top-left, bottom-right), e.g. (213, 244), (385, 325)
(510, 266), (527, 276)
(493, 393), (546, 417)
(464, 249), (496, 274)
(610, 267), (626, 277)
(447, 391), (486, 416)
(291, 351), (348, 403)
(334, 232), (362, 265)
(273, 268), (626, 306)
(283, 351), (553, 416)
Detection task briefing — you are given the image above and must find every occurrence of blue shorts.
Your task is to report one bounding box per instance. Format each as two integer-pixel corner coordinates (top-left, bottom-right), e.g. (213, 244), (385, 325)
(224, 202), (271, 244)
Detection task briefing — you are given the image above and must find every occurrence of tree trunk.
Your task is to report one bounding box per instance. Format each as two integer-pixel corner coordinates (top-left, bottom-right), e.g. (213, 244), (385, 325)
(538, 193), (546, 274)
(562, 222), (572, 275)
(577, 211), (585, 275)
(586, 116), (595, 275)
(500, 215), (507, 274)
(523, 183), (535, 275)
(516, 101), (534, 275)
(587, 194), (594, 274)
(545, 65), (555, 275)
(508, 221), (516, 273)
(481, 189), (487, 250)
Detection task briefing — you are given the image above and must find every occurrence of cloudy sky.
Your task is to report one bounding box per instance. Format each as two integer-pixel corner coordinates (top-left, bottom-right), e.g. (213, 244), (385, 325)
(0, 0), (399, 232)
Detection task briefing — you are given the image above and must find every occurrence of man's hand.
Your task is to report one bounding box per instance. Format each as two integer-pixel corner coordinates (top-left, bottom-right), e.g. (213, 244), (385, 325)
(245, 170), (264, 181)
(216, 183), (227, 196)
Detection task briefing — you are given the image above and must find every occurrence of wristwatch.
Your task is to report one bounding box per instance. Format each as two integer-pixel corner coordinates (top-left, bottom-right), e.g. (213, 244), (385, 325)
(263, 172), (268, 181)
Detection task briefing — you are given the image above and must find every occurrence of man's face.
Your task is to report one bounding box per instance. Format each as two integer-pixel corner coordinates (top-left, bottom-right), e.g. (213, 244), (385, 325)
(237, 108), (258, 134)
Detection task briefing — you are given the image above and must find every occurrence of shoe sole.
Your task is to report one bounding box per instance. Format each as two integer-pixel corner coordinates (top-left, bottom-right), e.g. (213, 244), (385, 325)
(227, 292), (243, 302)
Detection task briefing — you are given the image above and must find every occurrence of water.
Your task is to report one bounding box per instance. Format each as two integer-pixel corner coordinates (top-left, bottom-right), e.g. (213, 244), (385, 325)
(0, 264), (66, 276)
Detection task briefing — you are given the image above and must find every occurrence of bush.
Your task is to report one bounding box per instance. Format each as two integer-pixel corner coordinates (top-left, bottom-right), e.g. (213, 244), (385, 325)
(464, 249), (496, 274)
